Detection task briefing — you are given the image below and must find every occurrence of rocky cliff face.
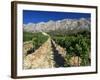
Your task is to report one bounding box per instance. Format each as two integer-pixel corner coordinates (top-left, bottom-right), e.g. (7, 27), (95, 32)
(24, 18), (90, 33)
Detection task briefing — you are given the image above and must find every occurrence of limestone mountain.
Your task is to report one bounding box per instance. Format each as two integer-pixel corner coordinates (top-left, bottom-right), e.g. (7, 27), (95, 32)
(23, 18), (90, 33)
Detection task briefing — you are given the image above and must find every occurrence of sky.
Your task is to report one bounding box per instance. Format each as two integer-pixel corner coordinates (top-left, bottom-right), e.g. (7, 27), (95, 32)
(23, 10), (91, 24)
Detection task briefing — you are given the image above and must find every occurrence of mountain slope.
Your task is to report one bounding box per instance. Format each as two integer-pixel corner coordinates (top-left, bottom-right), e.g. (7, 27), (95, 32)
(24, 18), (90, 33)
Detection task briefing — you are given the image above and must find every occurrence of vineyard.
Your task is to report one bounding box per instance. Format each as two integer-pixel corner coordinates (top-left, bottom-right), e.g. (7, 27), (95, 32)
(49, 30), (91, 66)
(23, 30), (91, 68)
(23, 32), (49, 52)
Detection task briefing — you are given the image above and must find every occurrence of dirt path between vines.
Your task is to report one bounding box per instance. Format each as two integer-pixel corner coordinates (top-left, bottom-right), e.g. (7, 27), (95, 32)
(23, 35), (66, 69)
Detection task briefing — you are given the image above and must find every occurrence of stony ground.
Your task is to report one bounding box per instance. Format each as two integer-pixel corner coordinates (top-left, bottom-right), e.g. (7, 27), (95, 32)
(23, 32), (83, 69)
(23, 36), (67, 69)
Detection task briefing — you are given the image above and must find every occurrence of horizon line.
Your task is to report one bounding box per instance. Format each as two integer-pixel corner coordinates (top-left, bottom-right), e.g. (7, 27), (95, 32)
(23, 17), (90, 25)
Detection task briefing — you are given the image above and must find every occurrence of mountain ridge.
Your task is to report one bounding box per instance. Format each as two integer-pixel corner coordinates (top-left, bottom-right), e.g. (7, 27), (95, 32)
(23, 18), (90, 33)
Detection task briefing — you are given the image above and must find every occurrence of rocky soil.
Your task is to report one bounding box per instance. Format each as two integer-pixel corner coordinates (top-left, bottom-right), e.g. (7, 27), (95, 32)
(23, 37), (67, 69)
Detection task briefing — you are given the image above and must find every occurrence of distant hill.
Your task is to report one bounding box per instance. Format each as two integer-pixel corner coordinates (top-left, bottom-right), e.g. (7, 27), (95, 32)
(23, 18), (90, 33)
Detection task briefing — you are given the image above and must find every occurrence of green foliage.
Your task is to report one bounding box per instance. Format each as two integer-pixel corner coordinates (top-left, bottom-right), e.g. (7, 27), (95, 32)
(32, 32), (49, 50)
(50, 30), (91, 66)
(23, 32), (49, 51)
(23, 32), (34, 42)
